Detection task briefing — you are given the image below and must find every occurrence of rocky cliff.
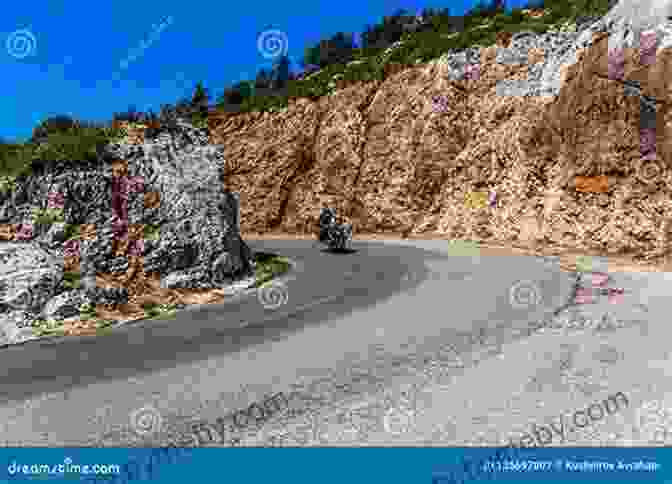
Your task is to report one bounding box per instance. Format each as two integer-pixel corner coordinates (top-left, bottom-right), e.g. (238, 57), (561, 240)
(209, 12), (672, 265)
(0, 119), (253, 342)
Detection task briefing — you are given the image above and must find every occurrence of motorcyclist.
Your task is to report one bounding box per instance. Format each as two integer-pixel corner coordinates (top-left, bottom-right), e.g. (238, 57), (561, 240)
(318, 207), (336, 243)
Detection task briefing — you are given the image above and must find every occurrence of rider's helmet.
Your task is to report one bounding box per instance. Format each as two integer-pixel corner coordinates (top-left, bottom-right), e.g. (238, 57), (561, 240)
(319, 207), (336, 227)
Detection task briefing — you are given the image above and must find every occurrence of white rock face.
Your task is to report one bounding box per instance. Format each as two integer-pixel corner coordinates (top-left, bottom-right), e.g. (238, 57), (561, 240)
(603, 0), (672, 32)
(534, 0), (672, 99)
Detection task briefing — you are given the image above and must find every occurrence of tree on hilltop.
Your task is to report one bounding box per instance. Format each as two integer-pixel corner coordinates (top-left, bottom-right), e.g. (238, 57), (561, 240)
(30, 114), (82, 143)
(191, 81), (210, 110)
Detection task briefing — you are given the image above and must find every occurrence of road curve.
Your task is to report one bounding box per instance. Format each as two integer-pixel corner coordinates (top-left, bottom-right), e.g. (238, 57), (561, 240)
(0, 239), (579, 445)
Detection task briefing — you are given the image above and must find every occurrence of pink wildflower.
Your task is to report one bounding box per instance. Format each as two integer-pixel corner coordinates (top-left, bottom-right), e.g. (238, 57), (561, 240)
(608, 47), (625, 80)
(112, 217), (129, 239)
(47, 191), (65, 209)
(574, 288), (595, 304)
(15, 224), (33, 241)
(591, 271), (610, 287)
(63, 239), (81, 258)
(640, 128), (656, 158)
(465, 64), (480, 81)
(127, 176), (145, 193)
(488, 190), (497, 208)
(640, 31), (657, 65)
(608, 288), (625, 304)
(128, 239), (145, 257)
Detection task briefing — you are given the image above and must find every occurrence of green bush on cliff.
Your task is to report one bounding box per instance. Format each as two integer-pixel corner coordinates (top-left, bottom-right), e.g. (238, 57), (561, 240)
(0, 125), (125, 178)
(216, 0), (611, 114)
(0, 0), (614, 177)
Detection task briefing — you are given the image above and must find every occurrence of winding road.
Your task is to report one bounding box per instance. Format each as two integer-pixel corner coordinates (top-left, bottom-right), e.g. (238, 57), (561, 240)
(0, 238), (669, 446)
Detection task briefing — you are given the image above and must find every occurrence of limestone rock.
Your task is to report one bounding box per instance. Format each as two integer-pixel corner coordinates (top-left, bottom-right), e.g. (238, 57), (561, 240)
(0, 117), (254, 331)
(0, 243), (62, 311)
(209, 10), (672, 263)
(40, 290), (90, 321)
(0, 314), (38, 345)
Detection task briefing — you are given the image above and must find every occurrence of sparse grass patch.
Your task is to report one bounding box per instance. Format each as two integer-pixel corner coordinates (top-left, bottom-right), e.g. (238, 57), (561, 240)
(63, 223), (81, 240)
(62, 271), (81, 290)
(31, 207), (64, 224)
(30, 317), (115, 337)
(142, 303), (178, 320)
(143, 224), (161, 241)
(253, 252), (291, 287)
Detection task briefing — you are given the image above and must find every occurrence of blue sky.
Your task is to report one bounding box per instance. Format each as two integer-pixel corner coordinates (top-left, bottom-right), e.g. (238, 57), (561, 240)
(1, 0), (529, 143)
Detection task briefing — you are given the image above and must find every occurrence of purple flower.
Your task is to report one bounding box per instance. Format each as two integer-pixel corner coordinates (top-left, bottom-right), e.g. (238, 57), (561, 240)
(591, 271), (609, 287)
(128, 239), (145, 256)
(112, 178), (129, 222)
(431, 95), (450, 113)
(574, 288), (594, 304)
(127, 176), (145, 193)
(63, 239), (81, 258)
(641, 128), (656, 157)
(488, 190), (497, 208)
(608, 48), (625, 81)
(112, 217), (129, 239)
(114, 176), (130, 197)
(640, 31), (657, 66)
(608, 288), (624, 304)
(465, 64), (480, 81)
(47, 191), (65, 209)
(15, 224), (33, 241)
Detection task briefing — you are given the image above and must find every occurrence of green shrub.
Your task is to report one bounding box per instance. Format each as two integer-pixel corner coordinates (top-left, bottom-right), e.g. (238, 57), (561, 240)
(62, 271), (81, 290)
(63, 224), (81, 241)
(0, 174), (17, 194)
(142, 303), (178, 320)
(143, 224), (161, 240)
(31, 207), (64, 224)
(0, 125), (124, 178)
(253, 252), (290, 287)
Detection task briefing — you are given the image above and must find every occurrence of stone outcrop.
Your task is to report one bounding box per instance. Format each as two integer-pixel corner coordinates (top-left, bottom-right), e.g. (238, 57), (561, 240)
(0, 118), (254, 343)
(209, 9), (672, 264)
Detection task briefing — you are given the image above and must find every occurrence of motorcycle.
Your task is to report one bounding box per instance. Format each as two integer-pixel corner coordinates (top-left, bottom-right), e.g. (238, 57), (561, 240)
(317, 207), (353, 251)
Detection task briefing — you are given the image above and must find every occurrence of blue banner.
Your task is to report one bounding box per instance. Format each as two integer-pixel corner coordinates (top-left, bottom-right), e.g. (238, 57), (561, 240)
(0, 447), (668, 484)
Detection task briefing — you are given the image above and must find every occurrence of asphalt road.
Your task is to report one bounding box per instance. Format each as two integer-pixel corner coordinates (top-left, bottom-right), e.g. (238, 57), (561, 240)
(0, 239), (618, 446)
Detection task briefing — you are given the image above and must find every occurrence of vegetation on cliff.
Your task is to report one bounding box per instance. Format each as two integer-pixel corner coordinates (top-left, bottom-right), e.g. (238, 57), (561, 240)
(0, 0), (612, 178)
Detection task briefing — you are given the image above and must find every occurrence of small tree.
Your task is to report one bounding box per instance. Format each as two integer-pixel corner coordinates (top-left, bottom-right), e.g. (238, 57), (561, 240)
(255, 68), (273, 89)
(30, 115), (80, 143)
(271, 55), (291, 89)
(191, 81), (210, 110)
